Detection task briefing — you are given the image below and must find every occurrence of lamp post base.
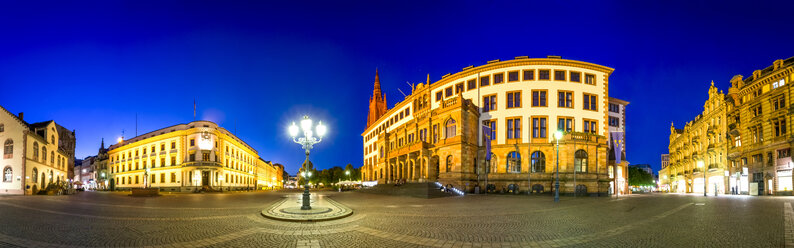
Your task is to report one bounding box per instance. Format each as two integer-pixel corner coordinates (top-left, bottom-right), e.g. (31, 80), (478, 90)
(301, 186), (312, 210)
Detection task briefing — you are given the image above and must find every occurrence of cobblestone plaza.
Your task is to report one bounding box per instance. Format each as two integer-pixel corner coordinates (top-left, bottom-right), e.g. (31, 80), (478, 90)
(0, 191), (789, 247)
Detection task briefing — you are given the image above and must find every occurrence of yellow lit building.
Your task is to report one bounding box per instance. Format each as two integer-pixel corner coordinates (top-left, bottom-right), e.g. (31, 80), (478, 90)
(662, 57), (794, 196)
(361, 56), (629, 195)
(0, 106), (71, 195)
(108, 120), (282, 192)
(665, 82), (729, 194)
(726, 57), (794, 195)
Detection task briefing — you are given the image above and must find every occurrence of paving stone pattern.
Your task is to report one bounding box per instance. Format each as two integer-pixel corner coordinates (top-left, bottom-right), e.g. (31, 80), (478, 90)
(0, 191), (789, 247)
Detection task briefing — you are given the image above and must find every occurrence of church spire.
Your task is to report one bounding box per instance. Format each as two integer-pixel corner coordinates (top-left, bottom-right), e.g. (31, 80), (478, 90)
(100, 138), (105, 149)
(374, 68), (381, 93)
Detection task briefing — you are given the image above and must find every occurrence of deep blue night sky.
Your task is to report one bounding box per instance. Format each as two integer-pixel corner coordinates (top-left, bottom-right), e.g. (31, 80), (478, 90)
(2, 1), (793, 175)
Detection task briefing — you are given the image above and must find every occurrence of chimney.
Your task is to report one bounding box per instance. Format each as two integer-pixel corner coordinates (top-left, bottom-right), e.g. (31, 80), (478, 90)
(17, 112), (23, 120)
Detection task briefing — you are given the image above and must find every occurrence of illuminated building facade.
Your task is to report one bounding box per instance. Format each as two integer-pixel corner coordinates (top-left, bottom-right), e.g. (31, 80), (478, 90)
(0, 106), (71, 195)
(361, 56), (629, 195)
(108, 120), (282, 192)
(665, 82), (729, 194)
(662, 57), (794, 196)
(726, 57), (794, 195)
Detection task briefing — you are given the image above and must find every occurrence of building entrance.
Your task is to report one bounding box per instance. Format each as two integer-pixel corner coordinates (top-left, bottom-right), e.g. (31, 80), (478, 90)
(202, 171), (209, 186)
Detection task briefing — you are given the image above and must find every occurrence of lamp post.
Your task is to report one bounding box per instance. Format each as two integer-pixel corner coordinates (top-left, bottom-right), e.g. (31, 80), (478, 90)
(289, 115), (327, 210)
(101, 172), (106, 190)
(248, 170), (253, 191)
(697, 160), (706, 196)
(554, 131), (563, 203)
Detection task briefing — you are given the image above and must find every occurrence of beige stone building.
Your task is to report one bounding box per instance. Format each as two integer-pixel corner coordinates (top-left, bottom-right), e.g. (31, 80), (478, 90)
(108, 120), (282, 192)
(726, 57), (794, 195)
(0, 106), (72, 195)
(664, 82), (729, 194)
(361, 56), (629, 195)
(662, 57), (794, 196)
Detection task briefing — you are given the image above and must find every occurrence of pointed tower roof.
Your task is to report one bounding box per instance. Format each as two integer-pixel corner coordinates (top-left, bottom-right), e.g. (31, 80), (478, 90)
(374, 68), (381, 92)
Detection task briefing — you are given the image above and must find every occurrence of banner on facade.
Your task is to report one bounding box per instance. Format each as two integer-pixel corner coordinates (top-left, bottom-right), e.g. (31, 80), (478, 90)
(611, 131), (624, 164)
(483, 125), (492, 161)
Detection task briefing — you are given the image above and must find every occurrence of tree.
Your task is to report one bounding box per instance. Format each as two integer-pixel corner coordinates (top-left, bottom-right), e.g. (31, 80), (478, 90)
(628, 166), (654, 186)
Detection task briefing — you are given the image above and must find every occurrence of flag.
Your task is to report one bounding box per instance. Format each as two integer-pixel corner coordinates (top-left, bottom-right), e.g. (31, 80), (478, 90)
(483, 125), (492, 161)
(611, 131), (624, 164)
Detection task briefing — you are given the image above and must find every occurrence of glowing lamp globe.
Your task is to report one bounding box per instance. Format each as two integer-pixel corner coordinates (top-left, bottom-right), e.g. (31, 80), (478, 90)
(300, 116), (313, 133)
(554, 131), (563, 140)
(288, 122), (299, 137)
(316, 121), (327, 137)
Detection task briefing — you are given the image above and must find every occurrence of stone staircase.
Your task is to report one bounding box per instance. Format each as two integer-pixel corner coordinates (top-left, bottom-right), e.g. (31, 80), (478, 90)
(355, 182), (456, 198)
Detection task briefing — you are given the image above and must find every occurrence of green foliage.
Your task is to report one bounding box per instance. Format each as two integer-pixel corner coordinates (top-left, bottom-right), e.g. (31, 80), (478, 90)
(298, 163), (362, 188)
(628, 166), (654, 186)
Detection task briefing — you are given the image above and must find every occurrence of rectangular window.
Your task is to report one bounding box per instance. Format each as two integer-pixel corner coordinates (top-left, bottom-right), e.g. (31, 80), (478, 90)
(190, 153), (195, 162)
(493, 73), (504, 84)
(190, 139), (195, 147)
(171, 142), (176, 149)
(774, 95), (786, 111)
(489, 120), (497, 141)
(538, 70), (550, 80)
(583, 93), (597, 111)
(506, 118), (521, 139)
(609, 103), (620, 113)
(585, 74), (596, 85)
(445, 86), (453, 98)
(455, 83), (464, 94)
(523, 70), (535, 81)
(532, 90), (547, 107)
(584, 119), (597, 134)
(171, 172), (176, 183)
(557, 91), (573, 108)
(202, 152), (210, 161)
(554, 70), (566, 81)
(774, 119), (787, 137)
(467, 79), (477, 91)
(436, 91), (443, 102)
(532, 117), (547, 138)
(506, 91), (521, 108)
(570, 71), (581, 82)
(433, 124), (439, 144)
(480, 75), (490, 86)
(609, 116), (620, 127)
(483, 95), (497, 112)
(557, 117), (573, 132)
(171, 156), (176, 166)
(508, 71), (519, 82)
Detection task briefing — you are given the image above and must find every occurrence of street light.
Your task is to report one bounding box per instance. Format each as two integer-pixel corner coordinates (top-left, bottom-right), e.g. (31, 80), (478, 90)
(289, 115), (327, 210)
(554, 130), (563, 203)
(697, 160), (706, 196)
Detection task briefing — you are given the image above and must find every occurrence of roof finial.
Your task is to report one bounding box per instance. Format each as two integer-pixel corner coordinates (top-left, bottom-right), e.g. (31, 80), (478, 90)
(711, 80), (714, 87)
(426, 74), (430, 84)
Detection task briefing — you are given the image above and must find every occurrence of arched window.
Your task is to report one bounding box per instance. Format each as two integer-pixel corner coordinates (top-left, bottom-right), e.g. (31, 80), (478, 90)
(33, 142), (39, 160)
(42, 147), (48, 163)
(531, 151), (546, 173)
(50, 151), (54, 164)
(575, 150), (588, 173)
(4, 139), (12, 158)
(50, 135), (55, 144)
(32, 168), (38, 183)
(445, 119), (457, 138)
(3, 167), (11, 182)
(48, 171), (53, 184)
(488, 153), (498, 173)
(507, 152), (521, 173)
(445, 155), (453, 172)
(0, 124), (4, 132)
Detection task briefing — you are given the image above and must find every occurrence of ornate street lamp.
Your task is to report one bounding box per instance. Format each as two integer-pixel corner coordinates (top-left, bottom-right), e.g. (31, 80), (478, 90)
(289, 115), (327, 210)
(554, 131), (563, 203)
(697, 160), (706, 196)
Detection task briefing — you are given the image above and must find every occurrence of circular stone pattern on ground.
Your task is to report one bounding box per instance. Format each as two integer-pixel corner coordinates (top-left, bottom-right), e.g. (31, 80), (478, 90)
(261, 194), (353, 222)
